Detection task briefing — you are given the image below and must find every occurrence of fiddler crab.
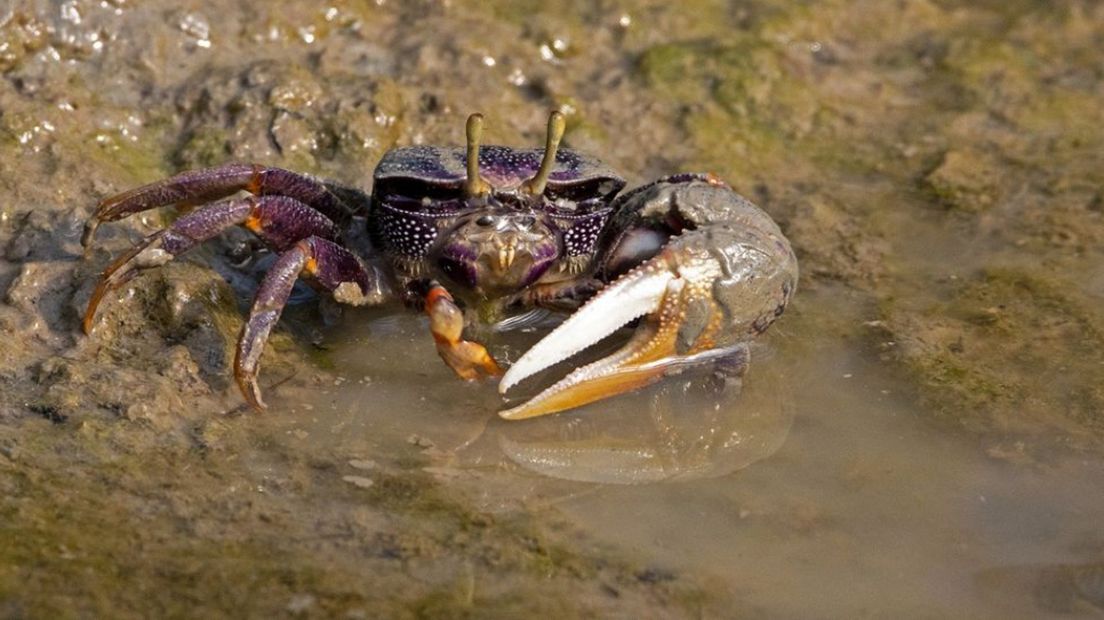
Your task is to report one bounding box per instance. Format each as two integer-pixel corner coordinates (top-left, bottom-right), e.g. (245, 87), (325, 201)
(81, 112), (797, 419)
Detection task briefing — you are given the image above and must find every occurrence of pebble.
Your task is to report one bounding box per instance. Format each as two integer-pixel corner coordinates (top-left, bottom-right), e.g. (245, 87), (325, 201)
(342, 475), (375, 489)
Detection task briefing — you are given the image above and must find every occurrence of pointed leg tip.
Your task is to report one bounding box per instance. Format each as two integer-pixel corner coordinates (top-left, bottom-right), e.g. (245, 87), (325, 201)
(235, 372), (268, 412)
(80, 220), (99, 250)
(81, 285), (111, 336)
(244, 388), (268, 413)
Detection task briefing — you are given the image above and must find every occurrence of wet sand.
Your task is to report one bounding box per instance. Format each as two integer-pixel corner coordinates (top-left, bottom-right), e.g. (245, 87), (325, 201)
(1, 1), (1102, 616)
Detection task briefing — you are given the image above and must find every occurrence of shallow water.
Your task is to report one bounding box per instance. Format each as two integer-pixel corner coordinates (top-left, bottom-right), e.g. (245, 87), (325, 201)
(277, 284), (1104, 618)
(2, 0), (1103, 617)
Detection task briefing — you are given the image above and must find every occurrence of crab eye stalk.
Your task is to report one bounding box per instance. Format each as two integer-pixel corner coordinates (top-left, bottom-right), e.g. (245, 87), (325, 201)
(521, 111), (566, 197)
(464, 113), (492, 198)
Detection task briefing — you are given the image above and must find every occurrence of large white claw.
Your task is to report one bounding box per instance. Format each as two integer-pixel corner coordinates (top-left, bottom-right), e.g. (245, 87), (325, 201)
(498, 241), (736, 420)
(498, 261), (673, 394)
(496, 176), (799, 420)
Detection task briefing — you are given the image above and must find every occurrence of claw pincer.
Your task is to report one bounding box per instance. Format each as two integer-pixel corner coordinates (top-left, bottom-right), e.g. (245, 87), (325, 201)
(499, 176), (797, 419)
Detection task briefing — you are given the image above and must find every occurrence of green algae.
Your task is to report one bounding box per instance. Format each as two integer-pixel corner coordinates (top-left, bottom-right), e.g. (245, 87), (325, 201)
(879, 266), (1104, 443)
(624, 0), (1104, 450)
(923, 148), (1004, 212)
(635, 35), (818, 181)
(0, 10), (49, 74)
(174, 126), (233, 169)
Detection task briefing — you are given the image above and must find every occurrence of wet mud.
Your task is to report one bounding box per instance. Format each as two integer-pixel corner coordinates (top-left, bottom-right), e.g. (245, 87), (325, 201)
(2, 0), (1103, 616)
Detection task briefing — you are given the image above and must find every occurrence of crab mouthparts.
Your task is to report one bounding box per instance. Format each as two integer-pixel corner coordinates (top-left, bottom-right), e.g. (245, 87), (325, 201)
(494, 241), (518, 274)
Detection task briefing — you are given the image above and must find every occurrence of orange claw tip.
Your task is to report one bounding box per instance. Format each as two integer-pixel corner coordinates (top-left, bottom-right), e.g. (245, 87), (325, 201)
(484, 358), (505, 378)
(435, 338), (504, 381)
(498, 361), (668, 420)
(498, 345), (740, 421)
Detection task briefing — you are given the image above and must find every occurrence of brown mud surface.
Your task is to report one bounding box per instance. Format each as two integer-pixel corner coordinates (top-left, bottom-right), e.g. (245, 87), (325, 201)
(1, 0), (1103, 617)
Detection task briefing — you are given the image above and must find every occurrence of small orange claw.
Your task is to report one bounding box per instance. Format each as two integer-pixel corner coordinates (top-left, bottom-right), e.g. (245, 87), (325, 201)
(425, 284), (503, 380)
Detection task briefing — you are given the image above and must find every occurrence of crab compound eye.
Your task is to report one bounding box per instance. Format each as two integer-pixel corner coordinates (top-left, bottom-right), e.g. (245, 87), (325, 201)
(476, 214), (495, 227)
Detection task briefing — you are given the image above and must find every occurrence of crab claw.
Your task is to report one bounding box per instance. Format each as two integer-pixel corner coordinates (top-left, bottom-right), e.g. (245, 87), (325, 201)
(498, 244), (731, 419)
(499, 175), (797, 419)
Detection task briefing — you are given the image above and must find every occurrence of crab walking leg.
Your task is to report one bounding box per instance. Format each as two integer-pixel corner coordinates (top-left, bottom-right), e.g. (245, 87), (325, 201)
(83, 196), (339, 334)
(424, 283), (503, 380)
(235, 237), (382, 410)
(82, 163), (351, 249)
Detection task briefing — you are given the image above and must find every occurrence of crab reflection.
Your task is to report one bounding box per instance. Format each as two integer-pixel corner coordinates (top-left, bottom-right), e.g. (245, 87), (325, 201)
(489, 347), (792, 484)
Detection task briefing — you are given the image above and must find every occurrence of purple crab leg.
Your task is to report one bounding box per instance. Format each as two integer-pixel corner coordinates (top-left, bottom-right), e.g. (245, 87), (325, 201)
(82, 196), (339, 334)
(235, 236), (381, 410)
(82, 163), (351, 249)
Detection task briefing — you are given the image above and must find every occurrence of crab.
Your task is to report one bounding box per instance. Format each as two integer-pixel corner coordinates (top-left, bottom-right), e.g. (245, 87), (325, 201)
(80, 112), (797, 419)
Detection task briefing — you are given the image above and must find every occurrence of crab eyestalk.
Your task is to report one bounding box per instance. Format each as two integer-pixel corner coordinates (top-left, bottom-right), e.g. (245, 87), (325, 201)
(464, 113), (492, 198)
(520, 111), (566, 197)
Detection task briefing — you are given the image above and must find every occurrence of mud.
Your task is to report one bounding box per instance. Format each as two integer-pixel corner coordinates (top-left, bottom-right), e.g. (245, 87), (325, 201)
(1, 0), (1103, 617)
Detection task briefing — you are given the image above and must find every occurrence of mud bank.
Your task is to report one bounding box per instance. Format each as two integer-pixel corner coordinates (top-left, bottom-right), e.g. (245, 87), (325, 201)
(2, 0), (1103, 616)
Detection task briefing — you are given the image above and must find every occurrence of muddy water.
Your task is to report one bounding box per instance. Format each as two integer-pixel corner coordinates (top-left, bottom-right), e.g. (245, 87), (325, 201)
(297, 286), (1104, 618)
(2, 0), (1103, 617)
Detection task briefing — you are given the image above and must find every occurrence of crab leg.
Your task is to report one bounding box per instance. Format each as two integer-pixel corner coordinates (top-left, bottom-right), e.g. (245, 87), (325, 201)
(82, 163), (351, 249)
(424, 283), (503, 380)
(82, 196), (339, 334)
(236, 237), (383, 409)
